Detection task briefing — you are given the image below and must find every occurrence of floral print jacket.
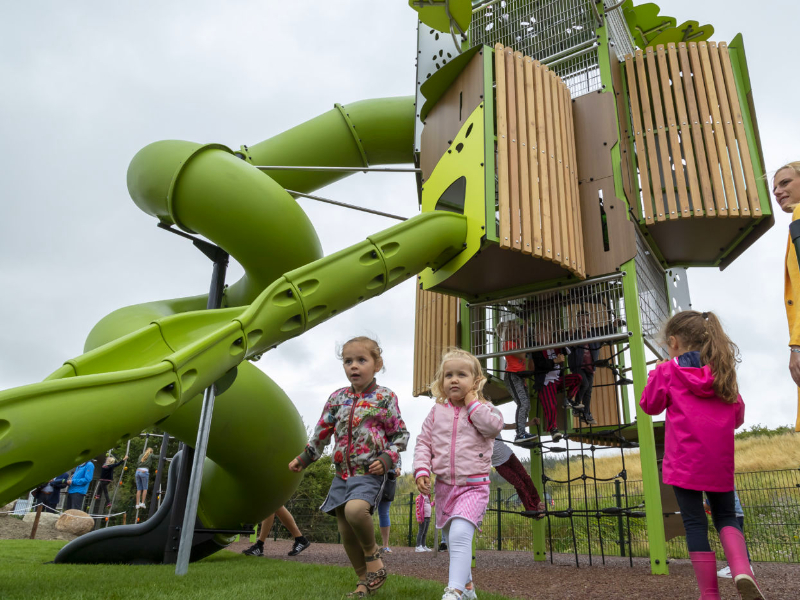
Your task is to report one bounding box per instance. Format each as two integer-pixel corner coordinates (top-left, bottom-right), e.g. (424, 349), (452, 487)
(295, 380), (409, 479)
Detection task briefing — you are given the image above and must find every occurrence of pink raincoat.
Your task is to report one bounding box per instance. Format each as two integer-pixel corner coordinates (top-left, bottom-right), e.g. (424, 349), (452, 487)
(639, 359), (744, 492)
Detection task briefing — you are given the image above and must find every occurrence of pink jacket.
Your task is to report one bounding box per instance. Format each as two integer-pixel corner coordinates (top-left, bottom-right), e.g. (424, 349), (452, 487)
(639, 359), (745, 492)
(413, 399), (504, 487)
(415, 493), (432, 523)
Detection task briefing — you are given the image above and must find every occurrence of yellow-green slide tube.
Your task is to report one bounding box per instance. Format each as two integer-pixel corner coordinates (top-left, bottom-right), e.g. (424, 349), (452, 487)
(0, 97), (467, 561)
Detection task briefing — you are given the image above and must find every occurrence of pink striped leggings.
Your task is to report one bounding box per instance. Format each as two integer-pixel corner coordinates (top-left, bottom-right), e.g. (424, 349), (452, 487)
(537, 375), (582, 431)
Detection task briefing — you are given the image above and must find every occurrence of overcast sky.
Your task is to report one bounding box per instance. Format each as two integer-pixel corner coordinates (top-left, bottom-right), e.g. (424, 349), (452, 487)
(1, 1), (798, 472)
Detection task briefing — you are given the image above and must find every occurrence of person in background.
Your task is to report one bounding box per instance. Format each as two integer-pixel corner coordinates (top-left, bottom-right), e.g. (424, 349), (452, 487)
(377, 465), (401, 553)
(414, 491), (433, 552)
(774, 161), (800, 431)
(492, 437), (545, 518)
(242, 506), (310, 557)
(66, 460), (95, 511)
(96, 454), (128, 508)
(134, 447), (159, 509)
(43, 472), (69, 513)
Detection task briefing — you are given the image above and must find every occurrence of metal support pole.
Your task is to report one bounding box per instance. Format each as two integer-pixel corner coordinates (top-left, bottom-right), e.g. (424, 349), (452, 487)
(170, 240), (228, 575)
(621, 260), (668, 574)
(496, 487), (502, 551)
(615, 480), (625, 557)
(149, 433), (170, 519)
(407, 493), (414, 548)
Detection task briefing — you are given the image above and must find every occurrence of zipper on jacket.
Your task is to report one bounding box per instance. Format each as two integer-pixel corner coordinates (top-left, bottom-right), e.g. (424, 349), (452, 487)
(345, 395), (359, 477)
(451, 406), (460, 482)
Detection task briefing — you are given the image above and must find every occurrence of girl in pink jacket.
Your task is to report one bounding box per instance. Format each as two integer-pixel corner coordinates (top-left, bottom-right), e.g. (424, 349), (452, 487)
(640, 311), (763, 600)
(414, 348), (504, 600)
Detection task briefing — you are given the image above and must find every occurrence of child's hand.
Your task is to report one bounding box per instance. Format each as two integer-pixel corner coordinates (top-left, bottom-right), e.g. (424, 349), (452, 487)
(368, 460), (386, 475)
(288, 458), (303, 473)
(554, 354), (565, 364)
(416, 476), (431, 495)
(465, 389), (478, 404)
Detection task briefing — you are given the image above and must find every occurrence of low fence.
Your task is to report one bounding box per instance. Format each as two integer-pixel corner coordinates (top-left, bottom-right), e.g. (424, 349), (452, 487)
(270, 468), (800, 564)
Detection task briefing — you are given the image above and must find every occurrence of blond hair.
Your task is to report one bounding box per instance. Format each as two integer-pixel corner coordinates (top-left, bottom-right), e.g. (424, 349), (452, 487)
(338, 336), (385, 371)
(430, 347), (488, 404)
(774, 162), (800, 210)
(664, 310), (740, 403)
(140, 447), (153, 463)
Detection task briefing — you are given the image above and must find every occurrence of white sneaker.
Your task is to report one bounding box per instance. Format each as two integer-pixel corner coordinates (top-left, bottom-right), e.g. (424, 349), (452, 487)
(462, 586), (478, 599)
(423, 546), (433, 552)
(441, 588), (461, 600)
(717, 565), (732, 578)
(415, 545), (426, 552)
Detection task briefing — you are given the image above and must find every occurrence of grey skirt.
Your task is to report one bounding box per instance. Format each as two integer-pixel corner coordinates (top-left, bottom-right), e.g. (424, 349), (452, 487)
(320, 473), (387, 516)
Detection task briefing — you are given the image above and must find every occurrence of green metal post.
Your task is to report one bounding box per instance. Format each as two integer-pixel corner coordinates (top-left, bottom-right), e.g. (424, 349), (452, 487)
(408, 492), (414, 548)
(621, 259), (668, 574)
(615, 480), (625, 557)
(617, 341), (631, 423)
(530, 385), (547, 561)
(496, 487), (502, 551)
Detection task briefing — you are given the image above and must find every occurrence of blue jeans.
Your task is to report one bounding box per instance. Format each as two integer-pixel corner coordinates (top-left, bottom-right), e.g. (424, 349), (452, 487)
(135, 469), (149, 491)
(377, 499), (392, 527)
(673, 486), (740, 552)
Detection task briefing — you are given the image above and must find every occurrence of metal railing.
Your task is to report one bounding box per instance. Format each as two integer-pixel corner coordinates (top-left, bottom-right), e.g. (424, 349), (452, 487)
(468, 274), (628, 361)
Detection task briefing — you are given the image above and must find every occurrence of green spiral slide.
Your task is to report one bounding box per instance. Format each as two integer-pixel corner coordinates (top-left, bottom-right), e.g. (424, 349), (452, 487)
(0, 96), (468, 562)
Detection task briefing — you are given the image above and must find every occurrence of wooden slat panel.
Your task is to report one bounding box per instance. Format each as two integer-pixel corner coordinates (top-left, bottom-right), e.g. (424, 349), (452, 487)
(558, 81), (577, 273)
(624, 54), (655, 224)
(645, 47), (679, 219)
(495, 44), (512, 248)
(689, 42), (726, 216)
(543, 66), (562, 264)
(524, 57), (543, 258)
(679, 43), (715, 216)
(667, 43), (703, 217)
(514, 51), (532, 255)
(634, 49), (665, 221)
(423, 290), (432, 393)
(612, 60), (638, 219)
(565, 87), (585, 277)
(573, 87), (584, 275)
(534, 60), (553, 261)
(505, 48), (522, 250)
(719, 42), (761, 216)
(698, 42), (734, 217)
(550, 71), (569, 269)
(656, 45), (690, 217)
(709, 42), (747, 217)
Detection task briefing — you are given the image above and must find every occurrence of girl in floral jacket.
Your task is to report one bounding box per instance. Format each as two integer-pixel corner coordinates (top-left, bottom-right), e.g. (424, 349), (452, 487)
(290, 336), (408, 598)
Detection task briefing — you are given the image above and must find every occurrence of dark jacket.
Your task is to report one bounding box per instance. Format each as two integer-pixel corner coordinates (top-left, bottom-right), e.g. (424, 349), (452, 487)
(530, 349), (567, 390)
(100, 461), (124, 480)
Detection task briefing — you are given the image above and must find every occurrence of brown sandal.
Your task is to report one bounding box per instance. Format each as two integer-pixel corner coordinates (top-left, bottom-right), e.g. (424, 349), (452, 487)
(345, 580), (370, 598)
(364, 551), (387, 592)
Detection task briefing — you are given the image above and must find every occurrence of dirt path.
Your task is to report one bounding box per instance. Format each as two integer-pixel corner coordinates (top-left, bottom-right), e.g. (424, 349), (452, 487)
(228, 539), (799, 599)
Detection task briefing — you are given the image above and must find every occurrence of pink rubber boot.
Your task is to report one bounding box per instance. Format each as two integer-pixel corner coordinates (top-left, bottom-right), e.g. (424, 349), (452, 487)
(719, 526), (764, 599)
(689, 551), (721, 600)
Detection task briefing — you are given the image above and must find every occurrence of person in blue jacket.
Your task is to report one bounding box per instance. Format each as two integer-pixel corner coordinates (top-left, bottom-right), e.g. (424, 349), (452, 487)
(66, 461), (95, 511)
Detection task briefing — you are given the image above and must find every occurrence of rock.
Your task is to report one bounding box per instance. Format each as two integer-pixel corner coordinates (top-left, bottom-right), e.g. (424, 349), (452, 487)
(1, 502), (15, 516)
(23, 511), (59, 527)
(55, 509), (94, 536)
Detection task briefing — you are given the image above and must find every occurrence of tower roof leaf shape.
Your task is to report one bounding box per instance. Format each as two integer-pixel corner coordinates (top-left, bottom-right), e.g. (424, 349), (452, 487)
(409, 0), (471, 34)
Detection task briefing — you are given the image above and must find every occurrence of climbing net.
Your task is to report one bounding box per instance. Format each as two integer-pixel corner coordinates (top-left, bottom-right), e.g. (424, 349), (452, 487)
(469, 274), (652, 566)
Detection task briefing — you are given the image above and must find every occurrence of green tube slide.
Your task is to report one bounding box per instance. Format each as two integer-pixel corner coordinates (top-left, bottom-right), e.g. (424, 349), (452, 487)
(0, 96), (467, 562)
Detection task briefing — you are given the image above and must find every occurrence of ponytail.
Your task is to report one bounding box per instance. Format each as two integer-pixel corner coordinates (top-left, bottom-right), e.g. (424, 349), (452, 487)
(699, 312), (740, 403)
(664, 310), (740, 403)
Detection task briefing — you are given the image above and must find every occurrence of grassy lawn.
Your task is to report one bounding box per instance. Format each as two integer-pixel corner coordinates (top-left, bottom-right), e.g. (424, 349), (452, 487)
(0, 540), (514, 600)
